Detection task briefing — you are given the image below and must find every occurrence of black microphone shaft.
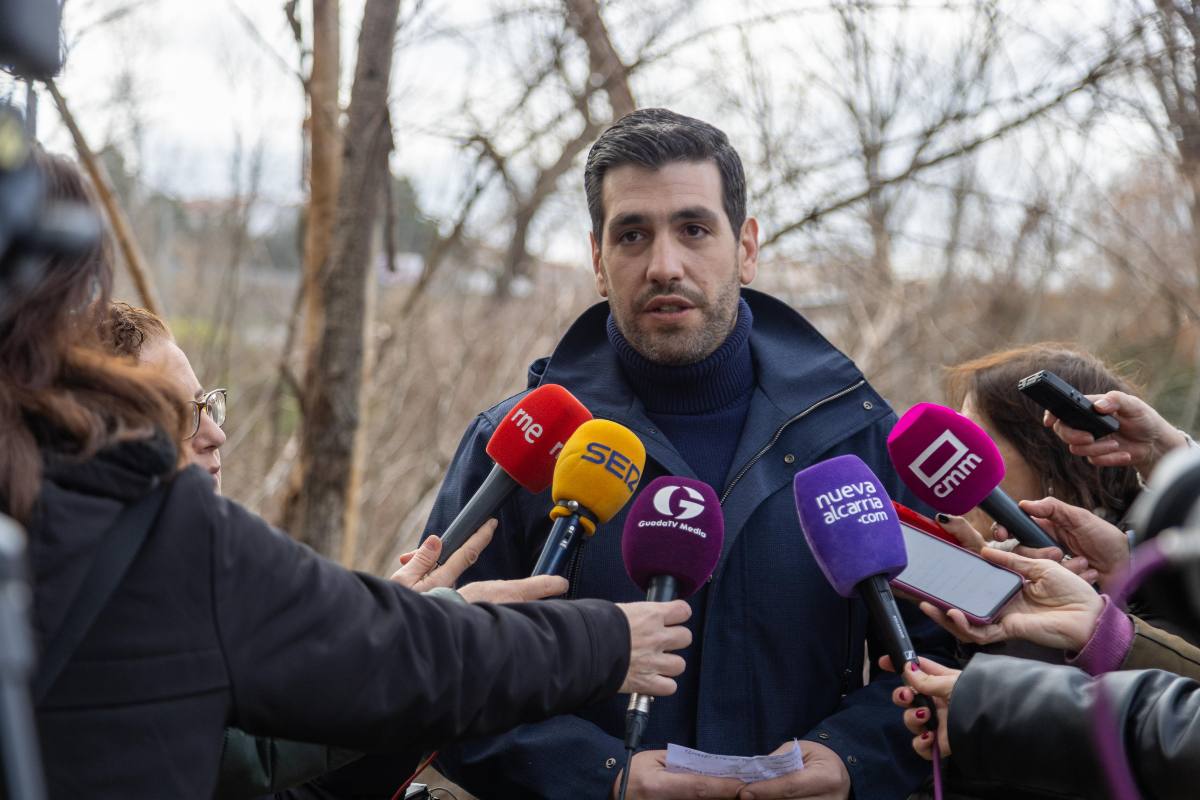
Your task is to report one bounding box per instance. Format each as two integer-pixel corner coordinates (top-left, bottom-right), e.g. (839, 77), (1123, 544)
(625, 575), (679, 751)
(437, 465), (518, 565)
(532, 513), (585, 576)
(0, 519), (47, 800)
(858, 575), (917, 670)
(858, 574), (937, 730)
(980, 489), (1060, 551)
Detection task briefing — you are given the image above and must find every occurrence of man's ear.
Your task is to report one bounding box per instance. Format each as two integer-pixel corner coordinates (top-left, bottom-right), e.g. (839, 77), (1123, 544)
(738, 217), (759, 285)
(590, 231), (608, 297)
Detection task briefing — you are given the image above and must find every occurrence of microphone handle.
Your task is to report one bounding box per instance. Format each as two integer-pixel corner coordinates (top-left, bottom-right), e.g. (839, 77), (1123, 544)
(979, 489), (1061, 552)
(0, 519), (47, 800)
(858, 574), (937, 731)
(532, 512), (585, 576)
(437, 465), (519, 565)
(625, 575), (679, 751)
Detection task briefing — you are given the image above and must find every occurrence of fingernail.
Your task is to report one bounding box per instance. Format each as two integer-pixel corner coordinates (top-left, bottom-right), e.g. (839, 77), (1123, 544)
(916, 708), (927, 720)
(921, 732), (931, 741)
(935, 513), (951, 524)
(910, 662), (920, 672)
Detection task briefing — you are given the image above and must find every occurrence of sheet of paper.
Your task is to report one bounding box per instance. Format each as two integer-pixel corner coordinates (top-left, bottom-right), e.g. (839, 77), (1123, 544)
(664, 740), (804, 782)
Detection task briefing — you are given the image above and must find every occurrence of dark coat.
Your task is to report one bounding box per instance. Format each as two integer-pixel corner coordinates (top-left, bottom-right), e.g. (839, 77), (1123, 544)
(423, 289), (953, 799)
(949, 654), (1200, 799)
(26, 435), (631, 799)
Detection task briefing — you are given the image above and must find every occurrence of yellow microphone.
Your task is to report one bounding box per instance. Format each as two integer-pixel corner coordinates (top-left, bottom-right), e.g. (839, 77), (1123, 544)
(533, 420), (646, 576)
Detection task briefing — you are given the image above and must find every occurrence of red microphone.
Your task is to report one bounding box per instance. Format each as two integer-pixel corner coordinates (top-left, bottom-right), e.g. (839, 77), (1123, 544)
(436, 384), (591, 563)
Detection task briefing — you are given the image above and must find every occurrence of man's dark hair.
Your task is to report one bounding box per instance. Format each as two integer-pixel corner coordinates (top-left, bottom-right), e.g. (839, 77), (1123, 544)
(584, 108), (747, 245)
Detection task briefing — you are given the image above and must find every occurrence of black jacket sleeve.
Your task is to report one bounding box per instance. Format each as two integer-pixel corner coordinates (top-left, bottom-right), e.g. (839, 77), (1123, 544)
(950, 654), (1200, 799)
(206, 491), (631, 753)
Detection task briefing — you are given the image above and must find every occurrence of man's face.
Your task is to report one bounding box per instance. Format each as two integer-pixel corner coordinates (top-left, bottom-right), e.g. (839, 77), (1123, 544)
(590, 160), (759, 365)
(141, 338), (225, 493)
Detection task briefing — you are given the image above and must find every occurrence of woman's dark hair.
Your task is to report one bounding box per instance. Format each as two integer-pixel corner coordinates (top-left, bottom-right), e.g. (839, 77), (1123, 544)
(0, 151), (186, 523)
(944, 343), (1143, 522)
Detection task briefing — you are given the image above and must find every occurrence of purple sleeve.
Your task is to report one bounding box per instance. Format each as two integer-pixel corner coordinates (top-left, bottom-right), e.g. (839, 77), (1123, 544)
(1066, 595), (1135, 676)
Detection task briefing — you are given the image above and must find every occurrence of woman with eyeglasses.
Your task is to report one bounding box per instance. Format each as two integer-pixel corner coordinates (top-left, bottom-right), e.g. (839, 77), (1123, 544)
(105, 301), (227, 492)
(4, 152), (694, 800)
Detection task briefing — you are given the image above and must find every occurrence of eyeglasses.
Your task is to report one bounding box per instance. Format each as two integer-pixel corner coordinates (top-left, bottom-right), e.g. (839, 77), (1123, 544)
(186, 388), (227, 440)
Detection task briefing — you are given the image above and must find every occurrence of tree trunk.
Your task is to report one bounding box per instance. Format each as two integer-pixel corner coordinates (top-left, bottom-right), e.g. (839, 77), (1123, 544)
(279, 0), (343, 536)
(292, 0), (401, 559)
(45, 79), (163, 317)
(564, 0), (636, 118)
(300, 0), (343, 375)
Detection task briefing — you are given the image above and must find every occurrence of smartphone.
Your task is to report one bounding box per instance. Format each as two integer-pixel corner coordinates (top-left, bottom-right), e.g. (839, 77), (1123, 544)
(891, 522), (1023, 625)
(1017, 370), (1120, 439)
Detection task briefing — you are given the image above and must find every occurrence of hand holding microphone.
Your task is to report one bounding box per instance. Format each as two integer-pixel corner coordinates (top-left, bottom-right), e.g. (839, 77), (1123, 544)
(793, 455), (939, 728)
(615, 599), (693, 696)
(884, 656), (959, 761)
(437, 384), (592, 564)
(392, 520), (570, 602)
(616, 477), (727, 800)
(620, 477), (723, 746)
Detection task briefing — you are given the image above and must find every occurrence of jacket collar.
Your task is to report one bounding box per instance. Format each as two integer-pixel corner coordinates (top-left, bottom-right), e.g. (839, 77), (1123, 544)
(530, 288), (865, 423)
(528, 288), (869, 485)
(41, 430), (176, 503)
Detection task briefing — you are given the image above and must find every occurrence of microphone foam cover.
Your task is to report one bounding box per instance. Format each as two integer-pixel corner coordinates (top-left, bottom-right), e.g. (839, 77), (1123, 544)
(793, 454), (907, 598)
(886, 403), (1006, 516)
(486, 384), (592, 493)
(550, 419), (646, 534)
(621, 477), (724, 599)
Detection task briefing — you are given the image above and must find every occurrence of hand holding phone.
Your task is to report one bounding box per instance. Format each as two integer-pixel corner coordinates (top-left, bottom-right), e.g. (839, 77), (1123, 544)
(915, 547), (1105, 652)
(1018, 370), (1119, 439)
(891, 521), (1023, 625)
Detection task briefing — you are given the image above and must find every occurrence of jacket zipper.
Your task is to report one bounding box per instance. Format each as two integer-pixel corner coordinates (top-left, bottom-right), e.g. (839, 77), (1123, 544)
(719, 379), (867, 505)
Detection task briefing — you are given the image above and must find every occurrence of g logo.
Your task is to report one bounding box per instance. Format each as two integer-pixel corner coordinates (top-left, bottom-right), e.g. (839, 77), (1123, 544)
(652, 484), (705, 521)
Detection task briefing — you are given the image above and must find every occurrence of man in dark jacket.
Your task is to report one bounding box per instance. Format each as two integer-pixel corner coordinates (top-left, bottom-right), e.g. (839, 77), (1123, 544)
(422, 108), (950, 799)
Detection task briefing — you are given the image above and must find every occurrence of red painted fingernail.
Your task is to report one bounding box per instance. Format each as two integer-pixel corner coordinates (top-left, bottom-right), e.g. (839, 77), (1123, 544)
(921, 732), (931, 740)
(916, 709), (927, 720)
(910, 663), (919, 672)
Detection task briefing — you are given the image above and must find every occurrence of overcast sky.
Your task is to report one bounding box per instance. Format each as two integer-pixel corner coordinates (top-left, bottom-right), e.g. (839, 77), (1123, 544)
(2, 0), (1148, 270)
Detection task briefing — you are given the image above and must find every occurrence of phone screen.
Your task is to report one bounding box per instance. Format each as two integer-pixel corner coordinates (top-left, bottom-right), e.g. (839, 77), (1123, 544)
(894, 523), (1023, 620)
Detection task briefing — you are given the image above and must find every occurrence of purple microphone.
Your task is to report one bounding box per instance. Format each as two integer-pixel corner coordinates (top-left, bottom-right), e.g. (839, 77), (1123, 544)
(618, 477), (723, 761)
(622, 477), (724, 601)
(794, 455), (936, 729)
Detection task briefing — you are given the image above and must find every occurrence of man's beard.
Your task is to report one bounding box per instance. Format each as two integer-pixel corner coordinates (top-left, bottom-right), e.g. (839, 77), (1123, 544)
(614, 274), (742, 366)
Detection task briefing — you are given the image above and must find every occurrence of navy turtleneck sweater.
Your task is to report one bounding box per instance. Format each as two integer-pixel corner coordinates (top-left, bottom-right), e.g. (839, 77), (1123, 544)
(606, 298), (755, 748)
(607, 297), (755, 494)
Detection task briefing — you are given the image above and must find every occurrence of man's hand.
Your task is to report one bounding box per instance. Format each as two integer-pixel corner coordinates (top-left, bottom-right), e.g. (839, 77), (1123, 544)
(617, 600), (692, 696)
(919, 547), (1104, 652)
(390, 519), (496, 593)
(612, 750), (744, 800)
(1045, 390), (1186, 477)
(1019, 497), (1130, 590)
(735, 741), (849, 800)
(881, 656), (958, 760)
(458, 575), (568, 603)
